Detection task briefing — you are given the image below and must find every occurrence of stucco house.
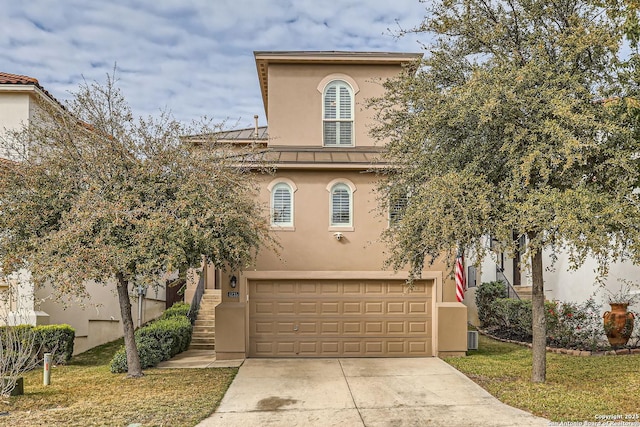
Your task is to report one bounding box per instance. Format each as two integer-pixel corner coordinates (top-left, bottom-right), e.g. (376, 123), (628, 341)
(198, 51), (469, 360)
(465, 237), (640, 326)
(0, 72), (167, 354)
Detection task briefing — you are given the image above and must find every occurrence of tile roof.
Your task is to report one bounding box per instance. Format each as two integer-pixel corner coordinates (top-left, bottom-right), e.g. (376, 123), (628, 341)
(0, 71), (63, 108)
(0, 72), (40, 85)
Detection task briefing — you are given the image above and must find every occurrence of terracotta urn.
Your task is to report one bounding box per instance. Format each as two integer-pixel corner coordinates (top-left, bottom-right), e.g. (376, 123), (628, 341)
(603, 303), (635, 347)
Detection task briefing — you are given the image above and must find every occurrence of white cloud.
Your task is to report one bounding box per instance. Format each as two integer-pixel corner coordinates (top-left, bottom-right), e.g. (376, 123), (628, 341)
(0, 0), (428, 126)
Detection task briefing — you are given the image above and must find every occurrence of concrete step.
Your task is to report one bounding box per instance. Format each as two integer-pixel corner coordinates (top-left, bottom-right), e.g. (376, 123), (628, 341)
(193, 329), (216, 336)
(514, 286), (532, 300)
(194, 319), (215, 327)
(191, 335), (216, 343)
(189, 341), (216, 350)
(189, 290), (218, 351)
(189, 343), (216, 350)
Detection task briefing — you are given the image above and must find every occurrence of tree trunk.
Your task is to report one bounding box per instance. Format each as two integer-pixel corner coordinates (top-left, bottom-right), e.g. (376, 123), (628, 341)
(116, 273), (143, 378)
(529, 232), (546, 383)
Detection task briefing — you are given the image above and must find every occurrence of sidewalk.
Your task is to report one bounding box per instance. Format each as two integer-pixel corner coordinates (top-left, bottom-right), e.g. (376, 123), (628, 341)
(156, 350), (244, 369)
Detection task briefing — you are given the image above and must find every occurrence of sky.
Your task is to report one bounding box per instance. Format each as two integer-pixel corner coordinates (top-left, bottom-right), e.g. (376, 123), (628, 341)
(1, 0), (429, 129)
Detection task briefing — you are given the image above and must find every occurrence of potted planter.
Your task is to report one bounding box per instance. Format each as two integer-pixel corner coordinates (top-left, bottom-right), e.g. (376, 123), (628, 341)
(602, 284), (638, 348)
(603, 303), (635, 347)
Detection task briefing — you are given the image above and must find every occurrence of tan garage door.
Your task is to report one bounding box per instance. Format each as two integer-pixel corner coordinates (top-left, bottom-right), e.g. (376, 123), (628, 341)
(248, 280), (432, 357)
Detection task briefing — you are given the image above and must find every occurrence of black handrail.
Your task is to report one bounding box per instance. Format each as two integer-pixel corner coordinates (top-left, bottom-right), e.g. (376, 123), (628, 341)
(187, 272), (205, 325)
(496, 266), (521, 300)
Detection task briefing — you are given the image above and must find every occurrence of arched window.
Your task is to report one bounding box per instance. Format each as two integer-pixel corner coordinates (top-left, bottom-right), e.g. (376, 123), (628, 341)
(330, 183), (352, 226)
(323, 80), (354, 146)
(269, 182), (294, 227)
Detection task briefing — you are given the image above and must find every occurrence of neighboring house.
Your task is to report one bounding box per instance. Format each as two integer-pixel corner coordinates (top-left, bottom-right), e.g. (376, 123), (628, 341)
(204, 51), (469, 359)
(465, 237), (640, 326)
(0, 72), (167, 354)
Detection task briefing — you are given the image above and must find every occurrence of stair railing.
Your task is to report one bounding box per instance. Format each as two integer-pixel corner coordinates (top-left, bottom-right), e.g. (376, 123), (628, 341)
(496, 265), (521, 300)
(187, 272), (205, 325)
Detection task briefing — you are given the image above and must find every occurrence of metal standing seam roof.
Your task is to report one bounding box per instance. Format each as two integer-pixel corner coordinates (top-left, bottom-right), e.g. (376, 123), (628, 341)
(216, 126), (269, 141)
(212, 126), (385, 166)
(264, 147), (384, 165)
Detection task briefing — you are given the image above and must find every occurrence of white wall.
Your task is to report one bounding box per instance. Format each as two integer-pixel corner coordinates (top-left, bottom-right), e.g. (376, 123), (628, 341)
(0, 91), (30, 160)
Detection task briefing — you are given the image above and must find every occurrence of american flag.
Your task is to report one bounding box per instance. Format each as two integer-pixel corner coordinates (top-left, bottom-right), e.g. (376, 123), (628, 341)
(455, 254), (465, 302)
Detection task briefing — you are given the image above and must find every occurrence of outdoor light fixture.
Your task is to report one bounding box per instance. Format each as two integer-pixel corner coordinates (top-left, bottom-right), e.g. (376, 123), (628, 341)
(230, 275), (237, 288)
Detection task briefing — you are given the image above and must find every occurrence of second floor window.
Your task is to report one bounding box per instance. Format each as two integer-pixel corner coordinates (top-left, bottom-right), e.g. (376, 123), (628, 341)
(330, 183), (352, 226)
(323, 80), (353, 146)
(389, 193), (409, 225)
(271, 182), (293, 226)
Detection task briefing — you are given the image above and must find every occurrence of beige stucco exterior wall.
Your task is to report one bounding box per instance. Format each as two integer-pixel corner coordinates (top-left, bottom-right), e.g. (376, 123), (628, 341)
(36, 279), (168, 355)
(0, 92), (30, 133)
(0, 91), (31, 159)
(436, 302), (468, 357)
(214, 167), (460, 359)
(267, 63), (398, 147)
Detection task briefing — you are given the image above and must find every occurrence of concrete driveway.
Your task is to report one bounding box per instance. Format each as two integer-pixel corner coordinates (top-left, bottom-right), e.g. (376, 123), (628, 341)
(196, 358), (549, 427)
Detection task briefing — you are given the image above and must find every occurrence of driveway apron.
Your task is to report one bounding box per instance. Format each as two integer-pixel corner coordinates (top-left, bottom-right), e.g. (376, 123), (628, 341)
(196, 358), (549, 427)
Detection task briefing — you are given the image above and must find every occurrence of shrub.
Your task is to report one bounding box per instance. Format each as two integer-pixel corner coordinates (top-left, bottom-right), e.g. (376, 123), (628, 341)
(160, 302), (191, 320)
(33, 324), (75, 364)
(135, 316), (192, 359)
(475, 281), (507, 327)
(109, 336), (166, 373)
(487, 298), (533, 342)
(479, 294), (609, 351)
(546, 298), (606, 351)
(110, 311), (193, 373)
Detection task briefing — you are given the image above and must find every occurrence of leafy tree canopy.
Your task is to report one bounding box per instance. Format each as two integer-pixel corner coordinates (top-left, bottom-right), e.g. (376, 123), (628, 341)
(372, 0), (640, 280)
(0, 74), (274, 376)
(370, 0), (640, 382)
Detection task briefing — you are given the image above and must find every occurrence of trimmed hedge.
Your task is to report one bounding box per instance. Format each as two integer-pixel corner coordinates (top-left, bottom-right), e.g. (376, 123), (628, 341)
(34, 324), (75, 364)
(160, 302), (190, 320)
(110, 311), (192, 373)
(0, 324), (75, 365)
(475, 281), (507, 327)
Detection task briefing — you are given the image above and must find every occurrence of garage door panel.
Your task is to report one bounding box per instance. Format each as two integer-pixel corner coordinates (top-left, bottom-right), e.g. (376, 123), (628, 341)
(322, 302), (340, 313)
(254, 302), (273, 314)
(409, 321), (427, 333)
(408, 301), (427, 313)
(249, 280), (433, 357)
(365, 322), (383, 334)
(387, 301), (405, 313)
(365, 301), (384, 313)
(343, 321), (361, 334)
(277, 302), (296, 314)
(321, 322), (339, 333)
(343, 302), (362, 313)
(253, 321), (273, 334)
(343, 283), (361, 294)
(365, 282), (384, 294)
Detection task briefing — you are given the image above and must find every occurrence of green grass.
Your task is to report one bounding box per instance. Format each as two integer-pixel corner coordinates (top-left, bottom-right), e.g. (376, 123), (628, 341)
(0, 339), (237, 427)
(444, 334), (640, 422)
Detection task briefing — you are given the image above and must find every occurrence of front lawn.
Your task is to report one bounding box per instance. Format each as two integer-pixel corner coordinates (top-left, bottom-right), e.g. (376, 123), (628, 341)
(0, 339), (237, 426)
(444, 334), (640, 422)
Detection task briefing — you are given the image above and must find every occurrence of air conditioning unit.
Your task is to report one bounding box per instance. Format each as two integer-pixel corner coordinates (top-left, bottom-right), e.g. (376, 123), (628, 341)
(467, 331), (479, 350)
